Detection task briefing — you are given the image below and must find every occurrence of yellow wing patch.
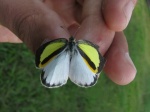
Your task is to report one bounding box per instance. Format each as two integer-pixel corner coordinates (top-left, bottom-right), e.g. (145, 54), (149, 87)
(82, 57), (98, 73)
(78, 43), (100, 69)
(40, 42), (66, 63)
(39, 55), (57, 68)
(36, 39), (67, 68)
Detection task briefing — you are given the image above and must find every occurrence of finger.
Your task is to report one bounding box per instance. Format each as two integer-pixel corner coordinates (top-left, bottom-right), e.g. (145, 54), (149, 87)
(0, 0), (70, 53)
(0, 25), (22, 43)
(102, 0), (137, 31)
(104, 32), (137, 85)
(75, 0), (115, 55)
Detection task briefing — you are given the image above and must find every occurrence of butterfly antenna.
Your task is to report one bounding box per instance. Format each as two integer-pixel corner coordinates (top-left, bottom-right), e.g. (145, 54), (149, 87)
(72, 26), (81, 38)
(60, 26), (71, 35)
(60, 25), (81, 38)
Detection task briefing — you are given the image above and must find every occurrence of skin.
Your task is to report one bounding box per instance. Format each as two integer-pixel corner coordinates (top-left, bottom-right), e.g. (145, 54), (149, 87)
(0, 0), (137, 85)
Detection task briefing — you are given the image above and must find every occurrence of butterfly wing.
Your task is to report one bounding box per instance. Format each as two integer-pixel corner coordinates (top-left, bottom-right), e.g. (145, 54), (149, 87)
(41, 51), (70, 88)
(69, 40), (106, 87)
(35, 38), (68, 68)
(35, 38), (69, 88)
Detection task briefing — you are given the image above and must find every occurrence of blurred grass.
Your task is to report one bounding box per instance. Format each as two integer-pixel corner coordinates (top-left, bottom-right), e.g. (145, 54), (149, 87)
(0, 0), (150, 112)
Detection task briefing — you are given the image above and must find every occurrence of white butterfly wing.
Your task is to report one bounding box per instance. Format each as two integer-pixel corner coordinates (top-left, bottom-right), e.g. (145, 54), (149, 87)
(41, 51), (70, 88)
(69, 51), (98, 87)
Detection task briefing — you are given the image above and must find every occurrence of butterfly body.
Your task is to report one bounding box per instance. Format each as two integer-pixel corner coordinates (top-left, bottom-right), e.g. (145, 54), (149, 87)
(35, 37), (106, 88)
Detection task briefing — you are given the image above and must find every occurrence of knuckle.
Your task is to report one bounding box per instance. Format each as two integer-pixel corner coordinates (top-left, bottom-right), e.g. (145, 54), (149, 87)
(13, 12), (40, 41)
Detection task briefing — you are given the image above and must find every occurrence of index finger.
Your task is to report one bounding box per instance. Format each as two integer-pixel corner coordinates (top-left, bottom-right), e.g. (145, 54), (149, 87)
(75, 0), (115, 55)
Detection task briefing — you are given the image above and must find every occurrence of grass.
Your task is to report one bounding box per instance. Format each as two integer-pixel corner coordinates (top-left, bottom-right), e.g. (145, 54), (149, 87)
(0, 0), (150, 112)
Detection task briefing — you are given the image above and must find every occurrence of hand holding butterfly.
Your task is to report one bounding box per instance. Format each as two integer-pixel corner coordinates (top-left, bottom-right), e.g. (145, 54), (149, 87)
(0, 0), (137, 85)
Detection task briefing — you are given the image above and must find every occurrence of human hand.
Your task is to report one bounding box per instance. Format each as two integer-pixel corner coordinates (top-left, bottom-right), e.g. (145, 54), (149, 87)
(0, 25), (22, 43)
(0, 0), (137, 85)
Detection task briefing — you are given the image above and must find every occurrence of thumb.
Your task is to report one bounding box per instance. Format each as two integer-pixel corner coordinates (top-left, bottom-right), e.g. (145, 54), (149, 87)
(0, 0), (70, 53)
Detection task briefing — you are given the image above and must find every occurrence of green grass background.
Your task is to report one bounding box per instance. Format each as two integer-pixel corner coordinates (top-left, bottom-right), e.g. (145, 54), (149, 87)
(0, 0), (150, 112)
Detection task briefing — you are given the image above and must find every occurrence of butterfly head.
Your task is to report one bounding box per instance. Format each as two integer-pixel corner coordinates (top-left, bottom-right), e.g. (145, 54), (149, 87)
(69, 37), (75, 42)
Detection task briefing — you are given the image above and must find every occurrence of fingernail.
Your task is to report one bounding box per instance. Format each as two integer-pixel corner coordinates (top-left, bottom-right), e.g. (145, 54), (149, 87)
(124, 0), (135, 24)
(125, 53), (137, 72)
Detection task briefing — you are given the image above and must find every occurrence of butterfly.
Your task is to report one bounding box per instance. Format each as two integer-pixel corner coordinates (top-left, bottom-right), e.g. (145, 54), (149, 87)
(35, 37), (106, 88)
